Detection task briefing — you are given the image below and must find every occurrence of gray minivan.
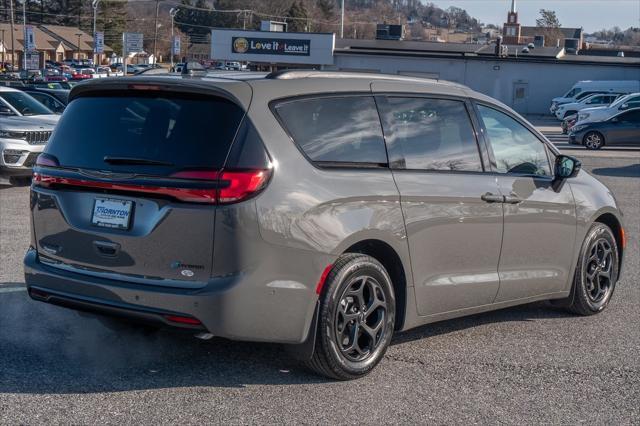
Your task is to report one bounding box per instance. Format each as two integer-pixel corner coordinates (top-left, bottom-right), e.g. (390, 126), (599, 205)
(25, 71), (625, 380)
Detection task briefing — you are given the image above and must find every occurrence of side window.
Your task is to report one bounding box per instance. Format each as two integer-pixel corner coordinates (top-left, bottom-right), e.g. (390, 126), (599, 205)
(274, 96), (387, 165)
(585, 95), (603, 105)
(377, 97), (482, 171)
(619, 110), (640, 123)
(477, 105), (551, 176)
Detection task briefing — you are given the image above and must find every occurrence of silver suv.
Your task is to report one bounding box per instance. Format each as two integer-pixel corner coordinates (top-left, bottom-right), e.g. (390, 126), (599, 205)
(25, 71), (625, 380)
(0, 87), (59, 182)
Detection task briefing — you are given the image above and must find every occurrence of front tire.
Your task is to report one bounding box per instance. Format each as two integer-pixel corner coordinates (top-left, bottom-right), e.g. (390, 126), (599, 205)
(566, 223), (619, 316)
(584, 131), (605, 150)
(306, 254), (395, 380)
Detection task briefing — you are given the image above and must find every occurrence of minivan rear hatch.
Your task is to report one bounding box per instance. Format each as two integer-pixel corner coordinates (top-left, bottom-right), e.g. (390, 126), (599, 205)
(30, 83), (254, 286)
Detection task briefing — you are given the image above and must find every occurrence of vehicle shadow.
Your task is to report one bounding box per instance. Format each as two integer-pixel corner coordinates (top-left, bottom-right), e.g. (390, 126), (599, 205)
(591, 164), (640, 178)
(0, 283), (572, 394)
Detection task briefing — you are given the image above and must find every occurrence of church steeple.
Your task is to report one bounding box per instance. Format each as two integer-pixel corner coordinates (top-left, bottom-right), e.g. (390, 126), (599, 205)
(503, 0), (521, 44)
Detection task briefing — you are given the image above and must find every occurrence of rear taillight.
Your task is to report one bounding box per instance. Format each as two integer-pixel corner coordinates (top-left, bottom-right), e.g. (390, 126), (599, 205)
(218, 170), (271, 203)
(33, 168), (271, 205)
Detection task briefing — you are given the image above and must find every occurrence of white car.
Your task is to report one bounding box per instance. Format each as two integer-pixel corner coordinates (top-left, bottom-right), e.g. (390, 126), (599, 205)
(550, 80), (640, 113)
(577, 92), (640, 123)
(0, 87), (60, 182)
(554, 93), (620, 120)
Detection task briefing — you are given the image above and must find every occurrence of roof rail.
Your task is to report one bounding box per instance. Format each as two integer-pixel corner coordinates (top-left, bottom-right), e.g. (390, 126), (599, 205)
(265, 69), (468, 89)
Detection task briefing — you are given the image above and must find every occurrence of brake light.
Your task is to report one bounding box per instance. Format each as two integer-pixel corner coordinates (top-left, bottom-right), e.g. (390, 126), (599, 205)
(163, 315), (202, 326)
(32, 168), (271, 205)
(219, 170), (270, 203)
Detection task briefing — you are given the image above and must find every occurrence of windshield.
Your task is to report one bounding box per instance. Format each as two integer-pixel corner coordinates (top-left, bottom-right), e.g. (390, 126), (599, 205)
(565, 87), (582, 98)
(0, 91), (53, 116)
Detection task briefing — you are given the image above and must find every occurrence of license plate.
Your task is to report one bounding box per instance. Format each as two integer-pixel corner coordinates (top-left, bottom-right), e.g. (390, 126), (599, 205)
(91, 198), (133, 230)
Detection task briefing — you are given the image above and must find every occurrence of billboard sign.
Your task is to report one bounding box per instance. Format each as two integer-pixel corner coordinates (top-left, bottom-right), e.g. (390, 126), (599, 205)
(25, 52), (40, 70)
(232, 37), (310, 56)
(94, 31), (104, 53)
(25, 25), (36, 51)
(172, 36), (181, 55)
(211, 29), (334, 65)
(123, 32), (143, 53)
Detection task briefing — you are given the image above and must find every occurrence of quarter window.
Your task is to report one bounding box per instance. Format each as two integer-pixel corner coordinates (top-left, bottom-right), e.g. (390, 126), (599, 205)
(378, 97), (482, 171)
(477, 105), (551, 176)
(274, 96), (387, 165)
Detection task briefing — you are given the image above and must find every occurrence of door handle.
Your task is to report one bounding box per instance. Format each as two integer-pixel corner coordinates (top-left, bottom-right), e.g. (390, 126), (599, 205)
(504, 194), (523, 204)
(481, 193), (504, 203)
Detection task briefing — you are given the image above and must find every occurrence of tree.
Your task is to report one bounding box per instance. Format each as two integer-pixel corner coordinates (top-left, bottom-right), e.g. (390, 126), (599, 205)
(286, 1), (308, 32)
(317, 0), (335, 19)
(536, 9), (561, 28)
(535, 9), (563, 47)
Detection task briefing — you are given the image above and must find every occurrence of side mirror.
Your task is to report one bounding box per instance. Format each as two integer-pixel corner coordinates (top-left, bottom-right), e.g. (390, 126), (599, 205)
(619, 103), (629, 110)
(555, 155), (581, 180)
(610, 117), (620, 123)
(0, 105), (14, 115)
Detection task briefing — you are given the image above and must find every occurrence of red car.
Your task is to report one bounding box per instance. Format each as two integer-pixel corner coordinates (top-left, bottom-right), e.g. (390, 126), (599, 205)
(71, 68), (94, 80)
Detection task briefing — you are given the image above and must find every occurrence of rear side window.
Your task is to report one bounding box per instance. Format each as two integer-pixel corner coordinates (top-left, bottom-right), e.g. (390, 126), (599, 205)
(377, 97), (482, 171)
(45, 94), (244, 175)
(274, 96), (387, 165)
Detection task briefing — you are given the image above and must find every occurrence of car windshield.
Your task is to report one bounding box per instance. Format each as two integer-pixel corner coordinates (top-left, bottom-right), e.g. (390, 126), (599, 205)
(565, 87), (582, 98)
(0, 91), (53, 116)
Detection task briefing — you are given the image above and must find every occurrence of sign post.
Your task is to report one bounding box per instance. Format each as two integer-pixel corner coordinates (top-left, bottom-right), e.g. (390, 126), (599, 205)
(122, 32), (143, 75)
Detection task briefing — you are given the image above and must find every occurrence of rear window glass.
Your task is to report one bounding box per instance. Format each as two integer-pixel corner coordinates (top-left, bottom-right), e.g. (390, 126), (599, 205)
(274, 96), (387, 165)
(45, 94), (244, 175)
(377, 97), (482, 171)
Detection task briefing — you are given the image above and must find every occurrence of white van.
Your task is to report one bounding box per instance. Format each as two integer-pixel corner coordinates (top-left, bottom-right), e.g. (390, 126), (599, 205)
(550, 80), (640, 113)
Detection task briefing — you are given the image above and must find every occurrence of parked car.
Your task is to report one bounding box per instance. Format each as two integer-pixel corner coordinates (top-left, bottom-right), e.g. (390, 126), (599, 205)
(577, 92), (640, 123)
(23, 86), (69, 103)
(18, 88), (68, 113)
(25, 72), (625, 380)
(562, 113), (578, 134)
(550, 80), (640, 113)
(554, 93), (621, 119)
(569, 107), (640, 149)
(0, 87), (59, 181)
(71, 68), (94, 80)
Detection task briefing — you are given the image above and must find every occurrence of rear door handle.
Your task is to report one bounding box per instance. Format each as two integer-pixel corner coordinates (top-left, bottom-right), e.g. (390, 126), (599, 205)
(481, 193), (504, 203)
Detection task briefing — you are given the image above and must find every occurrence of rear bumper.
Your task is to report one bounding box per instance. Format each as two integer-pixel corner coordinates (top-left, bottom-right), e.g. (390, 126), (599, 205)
(24, 248), (317, 343)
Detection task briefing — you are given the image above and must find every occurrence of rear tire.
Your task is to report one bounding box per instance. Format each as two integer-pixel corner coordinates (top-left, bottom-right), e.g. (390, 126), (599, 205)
(584, 131), (605, 150)
(566, 223), (619, 316)
(306, 253), (395, 380)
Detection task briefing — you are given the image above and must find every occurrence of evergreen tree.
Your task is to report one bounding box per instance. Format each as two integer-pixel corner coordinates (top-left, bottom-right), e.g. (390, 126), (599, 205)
(286, 1), (308, 32)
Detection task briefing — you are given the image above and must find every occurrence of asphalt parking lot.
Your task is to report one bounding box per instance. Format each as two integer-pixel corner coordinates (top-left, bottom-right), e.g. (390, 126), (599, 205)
(0, 135), (638, 423)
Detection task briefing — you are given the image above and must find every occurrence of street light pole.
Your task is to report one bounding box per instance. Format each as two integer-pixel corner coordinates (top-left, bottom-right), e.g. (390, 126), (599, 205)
(92, 0), (100, 66)
(169, 7), (177, 70)
(9, 0), (15, 70)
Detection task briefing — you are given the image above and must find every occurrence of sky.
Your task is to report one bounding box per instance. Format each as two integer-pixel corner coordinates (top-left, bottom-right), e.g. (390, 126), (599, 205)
(430, 0), (640, 33)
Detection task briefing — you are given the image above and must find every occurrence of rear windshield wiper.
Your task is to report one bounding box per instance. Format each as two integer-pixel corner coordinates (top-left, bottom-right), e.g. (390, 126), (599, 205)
(103, 156), (173, 166)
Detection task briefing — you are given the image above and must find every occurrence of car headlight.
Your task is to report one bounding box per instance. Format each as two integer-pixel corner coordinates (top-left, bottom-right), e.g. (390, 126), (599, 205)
(572, 124), (588, 133)
(0, 130), (26, 140)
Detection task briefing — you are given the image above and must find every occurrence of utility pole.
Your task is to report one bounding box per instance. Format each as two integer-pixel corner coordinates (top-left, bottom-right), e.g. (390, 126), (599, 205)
(76, 32), (82, 63)
(152, 0), (159, 65)
(1, 29), (5, 67)
(340, 0), (345, 38)
(92, 0), (100, 66)
(17, 0), (26, 72)
(9, 0), (14, 70)
(169, 7), (178, 70)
